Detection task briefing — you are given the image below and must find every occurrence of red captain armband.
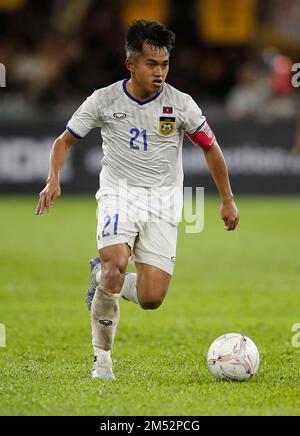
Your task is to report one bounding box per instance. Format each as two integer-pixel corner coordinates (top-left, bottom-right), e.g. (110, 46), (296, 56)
(186, 121), (216, 149)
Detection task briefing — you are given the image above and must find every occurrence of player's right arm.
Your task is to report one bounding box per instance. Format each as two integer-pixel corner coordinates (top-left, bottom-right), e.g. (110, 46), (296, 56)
(36, 89), (103, 215)
(35, 130), (78, 215)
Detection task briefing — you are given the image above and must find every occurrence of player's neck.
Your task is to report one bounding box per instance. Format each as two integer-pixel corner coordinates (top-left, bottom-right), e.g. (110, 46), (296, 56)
(126, 79), (160, 102)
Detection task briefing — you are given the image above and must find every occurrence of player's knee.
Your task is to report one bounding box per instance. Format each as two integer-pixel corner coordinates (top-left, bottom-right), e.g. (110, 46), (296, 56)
(101, 262), (126, 294)
(139, 292), (165, 310)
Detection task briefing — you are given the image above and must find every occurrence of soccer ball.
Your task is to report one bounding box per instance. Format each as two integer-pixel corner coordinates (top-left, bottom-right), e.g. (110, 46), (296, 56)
(207, 333), (260, 381)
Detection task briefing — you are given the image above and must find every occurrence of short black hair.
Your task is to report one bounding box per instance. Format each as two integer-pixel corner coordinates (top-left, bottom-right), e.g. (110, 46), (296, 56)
(125, 20), (176, 57)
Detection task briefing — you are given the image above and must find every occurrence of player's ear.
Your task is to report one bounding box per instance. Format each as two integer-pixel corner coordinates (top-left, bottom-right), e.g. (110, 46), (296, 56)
(125, 57), (135, 73)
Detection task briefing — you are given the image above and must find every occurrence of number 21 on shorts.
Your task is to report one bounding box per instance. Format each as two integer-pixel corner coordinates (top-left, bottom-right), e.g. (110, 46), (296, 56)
(101, 213), (119, 238)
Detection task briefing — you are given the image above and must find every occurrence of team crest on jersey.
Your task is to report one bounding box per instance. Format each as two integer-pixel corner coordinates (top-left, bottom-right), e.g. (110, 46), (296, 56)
(159, 117), (175, 136)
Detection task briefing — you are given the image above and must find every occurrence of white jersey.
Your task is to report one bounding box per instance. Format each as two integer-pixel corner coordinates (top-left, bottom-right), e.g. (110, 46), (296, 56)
(67, 79), (206, 223)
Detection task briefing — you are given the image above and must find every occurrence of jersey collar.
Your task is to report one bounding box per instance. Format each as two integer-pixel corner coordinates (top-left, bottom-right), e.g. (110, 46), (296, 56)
(122, 79), (163, 105)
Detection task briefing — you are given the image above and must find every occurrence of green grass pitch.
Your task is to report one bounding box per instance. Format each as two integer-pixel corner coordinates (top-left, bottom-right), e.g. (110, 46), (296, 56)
(0, 195), (300, 416)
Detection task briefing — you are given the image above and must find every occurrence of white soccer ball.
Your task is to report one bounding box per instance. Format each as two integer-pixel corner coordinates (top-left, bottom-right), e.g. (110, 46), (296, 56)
(207, 333), (260, 381)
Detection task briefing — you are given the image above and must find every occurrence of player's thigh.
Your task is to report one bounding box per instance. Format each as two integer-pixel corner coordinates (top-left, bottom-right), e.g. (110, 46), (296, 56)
(135, 262), (172, 309)
(96, 191), (138, 293)
(98, 243), (131, 293)
(133, 220), (177, 308)
(132, 219), (178, 277)
(96, 192), (136, 249)
(96, 193), (134, 292)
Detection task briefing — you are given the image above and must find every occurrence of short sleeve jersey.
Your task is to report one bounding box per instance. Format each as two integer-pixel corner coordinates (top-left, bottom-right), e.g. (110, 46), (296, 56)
(67, 79), (206, 190)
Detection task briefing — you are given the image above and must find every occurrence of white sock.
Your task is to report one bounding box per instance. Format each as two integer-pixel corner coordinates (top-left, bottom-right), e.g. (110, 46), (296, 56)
(91, 286), (120, 352)
(120, 273), (139, 304)
(95, 269), (101, 285)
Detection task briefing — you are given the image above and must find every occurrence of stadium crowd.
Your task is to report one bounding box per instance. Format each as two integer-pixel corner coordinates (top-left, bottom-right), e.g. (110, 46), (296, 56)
(0, 0), (299, 121)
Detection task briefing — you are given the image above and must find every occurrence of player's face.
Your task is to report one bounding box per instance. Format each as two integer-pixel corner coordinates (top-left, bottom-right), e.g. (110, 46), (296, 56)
(129, 44), (169, 95)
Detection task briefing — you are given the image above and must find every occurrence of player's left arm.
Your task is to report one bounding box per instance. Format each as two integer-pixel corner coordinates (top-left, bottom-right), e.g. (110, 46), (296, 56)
(184, 97), (238, 230)
(203, 141), (239, 231)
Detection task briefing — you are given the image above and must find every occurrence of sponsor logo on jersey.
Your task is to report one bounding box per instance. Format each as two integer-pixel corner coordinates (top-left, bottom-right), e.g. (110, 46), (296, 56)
(163, 106), (173, 114)
(113, 112), (127, 120)
(159, 116), (176, 136)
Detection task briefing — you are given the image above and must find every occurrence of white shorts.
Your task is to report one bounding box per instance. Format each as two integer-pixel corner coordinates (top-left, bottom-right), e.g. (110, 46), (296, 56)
(96, 191), (178, 275)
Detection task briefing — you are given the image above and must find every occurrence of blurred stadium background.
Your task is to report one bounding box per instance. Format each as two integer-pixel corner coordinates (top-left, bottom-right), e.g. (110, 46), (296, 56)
(0, 0), (300, 195)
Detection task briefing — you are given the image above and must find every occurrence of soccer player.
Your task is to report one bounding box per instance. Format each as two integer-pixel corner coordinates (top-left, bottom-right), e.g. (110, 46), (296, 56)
(36, 20), (239, 379)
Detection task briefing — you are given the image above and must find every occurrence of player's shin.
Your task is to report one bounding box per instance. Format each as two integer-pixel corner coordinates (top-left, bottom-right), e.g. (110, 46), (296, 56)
(91, 286), (120, 354)
(120, 272), (139, 304)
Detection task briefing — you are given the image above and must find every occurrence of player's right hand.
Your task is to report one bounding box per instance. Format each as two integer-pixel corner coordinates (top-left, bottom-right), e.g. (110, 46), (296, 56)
(35, 181), (61, 215)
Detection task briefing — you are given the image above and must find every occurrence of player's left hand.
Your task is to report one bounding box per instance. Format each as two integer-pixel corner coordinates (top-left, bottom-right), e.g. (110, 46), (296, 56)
(220, 198), (239, 231)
